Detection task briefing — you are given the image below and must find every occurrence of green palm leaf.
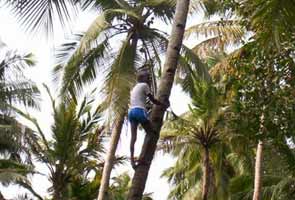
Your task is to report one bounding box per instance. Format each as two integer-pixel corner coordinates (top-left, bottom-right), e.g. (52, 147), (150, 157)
(101, 34), (139, 119)
(0, 48), (40, 110)
(185, 20), (245, 59)
(5, 0), (77, 35)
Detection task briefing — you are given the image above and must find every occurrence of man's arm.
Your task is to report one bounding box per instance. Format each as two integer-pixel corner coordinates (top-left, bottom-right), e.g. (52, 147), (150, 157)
(147, 93), (161, 105)
(143, 83), (169, 108)
(147, 93), (170, 108)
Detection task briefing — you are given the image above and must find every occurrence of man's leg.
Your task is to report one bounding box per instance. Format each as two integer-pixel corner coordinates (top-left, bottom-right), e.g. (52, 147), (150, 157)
(130, 121), (138, 169)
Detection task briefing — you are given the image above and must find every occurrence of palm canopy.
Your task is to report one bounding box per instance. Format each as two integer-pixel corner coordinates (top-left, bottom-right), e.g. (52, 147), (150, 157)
(228, 0), (295, 50)
(4, 0), (224, 35)
(4, 0), (78, 36)
(54, 0), (210, 121)
(184, 19), (245, 60)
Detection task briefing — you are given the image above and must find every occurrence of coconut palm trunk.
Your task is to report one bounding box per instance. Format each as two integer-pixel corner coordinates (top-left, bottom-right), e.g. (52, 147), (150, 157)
(0, 192), (5, 200)
(98, 114), (125, 200)
(252, 140), (263, 200)
(252, 109), (265, 200)
(52, 164), (66, 200)
(127, 0), (191, 199)
(98, 34), (139, 200)
(202, 147), (210, 200)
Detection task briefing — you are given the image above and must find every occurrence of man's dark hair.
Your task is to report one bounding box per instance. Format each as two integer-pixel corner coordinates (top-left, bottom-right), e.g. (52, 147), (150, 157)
(137, 70), (149, 83)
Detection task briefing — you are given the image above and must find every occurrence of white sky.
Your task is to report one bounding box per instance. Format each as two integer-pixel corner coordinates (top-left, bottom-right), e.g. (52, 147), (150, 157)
(0, 4), (204, 200)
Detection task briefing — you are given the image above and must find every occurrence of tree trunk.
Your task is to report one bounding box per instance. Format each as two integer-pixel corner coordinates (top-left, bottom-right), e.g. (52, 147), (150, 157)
(0, 192), (5, 200)
(252, 140), (263, 200)
(127, 1), (190, 199)
(202, 147), (210, 200)
(98, 32), (139, 200)
(252, 106), (266, 200)
(52, 167), (66, 200)
(97, 114), (125, 200)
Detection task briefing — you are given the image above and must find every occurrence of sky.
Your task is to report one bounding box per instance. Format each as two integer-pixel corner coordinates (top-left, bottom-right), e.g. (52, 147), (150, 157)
(0, 4), (203, 200)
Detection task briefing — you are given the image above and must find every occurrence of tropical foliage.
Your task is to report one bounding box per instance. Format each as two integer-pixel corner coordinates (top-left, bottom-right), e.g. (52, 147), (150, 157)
(0, 40), (40, 198)
(14, 88), (116, 199)
(1, 0), (295, 200)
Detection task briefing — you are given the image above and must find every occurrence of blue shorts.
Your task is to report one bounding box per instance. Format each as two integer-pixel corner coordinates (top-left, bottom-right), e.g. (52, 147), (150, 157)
(128, 107), (148, 124)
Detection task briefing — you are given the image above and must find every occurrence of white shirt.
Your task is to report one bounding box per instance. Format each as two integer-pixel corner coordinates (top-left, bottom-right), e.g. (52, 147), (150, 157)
(130, 83), (150, 109)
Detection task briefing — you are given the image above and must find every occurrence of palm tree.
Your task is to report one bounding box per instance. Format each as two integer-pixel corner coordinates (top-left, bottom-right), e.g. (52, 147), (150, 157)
(233, 2), (295, 199)
(127, 0), (191, 199)
(160, 78), (230, 200)
(229, 139), (295, 200)
(14, 87), (112, 199)
(161, 142), (235, 200)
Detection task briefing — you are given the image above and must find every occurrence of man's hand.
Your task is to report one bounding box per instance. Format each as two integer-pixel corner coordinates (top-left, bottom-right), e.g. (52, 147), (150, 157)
(161, 99), (170, 110)
(131, 157), (137, 170)
(147, 93), (170, 110)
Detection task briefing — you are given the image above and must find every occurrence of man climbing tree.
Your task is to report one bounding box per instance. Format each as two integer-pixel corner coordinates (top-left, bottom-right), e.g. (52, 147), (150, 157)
(128, 70), (169, 169)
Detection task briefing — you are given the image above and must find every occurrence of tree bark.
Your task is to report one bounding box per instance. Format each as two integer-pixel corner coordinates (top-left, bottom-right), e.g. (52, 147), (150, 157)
(52, 165), (66, 200)
(97, 114), (125, 200)
(202, 147), (210, 200)
(252, 109), (265, 200)
(252, 140), (263, 200)
(0, 192), (5, 200)
(127, 1), (190, 199)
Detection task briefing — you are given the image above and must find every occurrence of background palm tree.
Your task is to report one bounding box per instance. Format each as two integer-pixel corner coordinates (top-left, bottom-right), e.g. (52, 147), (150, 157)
(14, 87), (121, 199)
(160, 76), (231, 200)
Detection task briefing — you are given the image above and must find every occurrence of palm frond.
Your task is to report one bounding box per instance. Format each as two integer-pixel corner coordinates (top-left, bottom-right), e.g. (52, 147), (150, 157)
(239, 0), (295, 50)
(178, 45), (211, 83)
(0, 159), (33, 186)
(2, 81), (40, 109)
(54, 12), (111, 97)
(11, 106), (50, 152)
(16, 181), (43, 200)
(101, 34), (139, 119)
(0, 49), (40, 110)
(185, 20), (245, 58)
(6, 0), (78, 35)
(104, 8), (141, 22)
(79, 0), (120, 10)
(141, 0), (176, 23)
(194, 0), (234, 17)
(55, 38), (110, 98)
